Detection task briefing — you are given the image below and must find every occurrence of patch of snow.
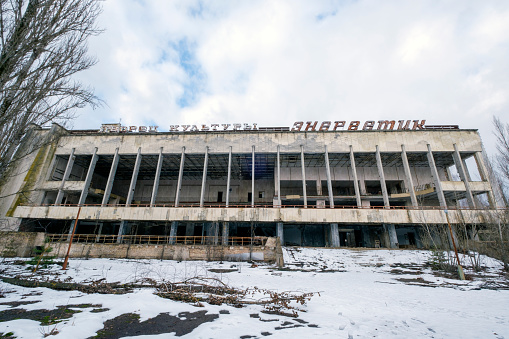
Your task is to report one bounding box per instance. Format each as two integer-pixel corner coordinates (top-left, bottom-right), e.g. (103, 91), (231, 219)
(0, 248), (507, 338)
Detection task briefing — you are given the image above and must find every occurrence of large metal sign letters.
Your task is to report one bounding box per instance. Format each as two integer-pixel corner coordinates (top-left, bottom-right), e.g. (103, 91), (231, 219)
(290, 120), (426, 131)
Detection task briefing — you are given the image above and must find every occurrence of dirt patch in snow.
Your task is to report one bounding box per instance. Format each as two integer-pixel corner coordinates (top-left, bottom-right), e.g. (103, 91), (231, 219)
(90, 311), (219, 338)
(0, 306), (81, 325)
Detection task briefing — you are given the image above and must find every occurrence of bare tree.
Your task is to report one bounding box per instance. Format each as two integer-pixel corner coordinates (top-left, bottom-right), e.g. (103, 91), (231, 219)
(493, 116), (509, 202)
(0, 0), (102, 183)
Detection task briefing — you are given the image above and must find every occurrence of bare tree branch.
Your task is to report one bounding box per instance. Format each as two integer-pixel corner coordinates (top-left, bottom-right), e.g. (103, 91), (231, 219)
(0, 0), (103, 183)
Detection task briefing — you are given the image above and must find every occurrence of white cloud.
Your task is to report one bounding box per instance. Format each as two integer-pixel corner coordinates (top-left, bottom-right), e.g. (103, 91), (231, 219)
(73, 0), (509, 155)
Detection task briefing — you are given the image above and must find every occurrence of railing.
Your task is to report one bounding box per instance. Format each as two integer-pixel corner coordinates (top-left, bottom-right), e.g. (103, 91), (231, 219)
(47, 234), (268, 246)
(28, 202), (507, 211)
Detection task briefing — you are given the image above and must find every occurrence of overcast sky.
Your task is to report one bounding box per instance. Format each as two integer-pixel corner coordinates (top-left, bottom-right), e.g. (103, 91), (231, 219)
(73, 0), (509, 156)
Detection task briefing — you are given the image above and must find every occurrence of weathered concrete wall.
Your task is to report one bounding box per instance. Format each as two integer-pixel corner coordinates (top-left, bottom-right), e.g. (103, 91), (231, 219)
(0, 232), (281, 263)
(53, 130), (483, 155)
(48, 237), (280, 262)
(0, 232), (46, 257)
(13, 205), (498, 225)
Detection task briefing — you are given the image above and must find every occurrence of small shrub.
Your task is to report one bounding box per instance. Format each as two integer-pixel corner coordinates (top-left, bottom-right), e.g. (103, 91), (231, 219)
(27, 238), (55, 272)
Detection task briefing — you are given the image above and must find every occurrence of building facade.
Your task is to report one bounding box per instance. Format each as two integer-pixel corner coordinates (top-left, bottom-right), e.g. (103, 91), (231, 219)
(0, 122), (503, 248)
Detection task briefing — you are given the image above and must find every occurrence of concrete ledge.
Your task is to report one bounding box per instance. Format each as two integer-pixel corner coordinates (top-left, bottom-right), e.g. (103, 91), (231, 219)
(13, 206), (503, 225)
(40, 181), (86, 192)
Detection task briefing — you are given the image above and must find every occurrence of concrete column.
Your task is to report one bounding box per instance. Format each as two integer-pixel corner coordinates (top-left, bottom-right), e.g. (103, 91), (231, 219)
(330, 223), (340, 247)
(300, 145), (307, 207)
(359, 179), (366, 195)
(126, 147), (142, 206)
(251, 145), (255, 207)
(169, 221), (177, 244)
(461, 158), (472, 181)
(474, 152), (489, 181)
(226, 146), (232, 207)
(175, 147), (185, 207)
(316, 180), (322, 196)
(213, 222), (219, 245)
(55, 148), (76, 205)
(446, 166), (454, 181)
(67, 219), (78, 240)
(102, 148), (120, 206)
(200, 147), (209, 207)
(401, 145), (418, 207)
(277, 222), (284, 245)
(349, 145), (362, 207)
(384, 224), (398, 248)
(78, 147), (98, 205)
(222, 222), (229, 245)
(277, 145), (281, 206)
(117, 220), (127, 243)
(453, 144), (475, 208)
(426, 144), (447, 208)
(474, 151), (498, 208)
(95, 223), (103, 242)
(324, 145), (334, 208)
(375, 145), (390, 208)
(150, 147), (163, 207)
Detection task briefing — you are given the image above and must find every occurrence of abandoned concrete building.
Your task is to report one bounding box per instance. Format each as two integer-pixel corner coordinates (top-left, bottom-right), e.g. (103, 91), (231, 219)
(0, 121), (504, 250)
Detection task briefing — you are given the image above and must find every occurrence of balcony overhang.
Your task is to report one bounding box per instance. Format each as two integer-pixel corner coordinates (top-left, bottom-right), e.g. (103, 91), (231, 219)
(13, 205), (502, 225)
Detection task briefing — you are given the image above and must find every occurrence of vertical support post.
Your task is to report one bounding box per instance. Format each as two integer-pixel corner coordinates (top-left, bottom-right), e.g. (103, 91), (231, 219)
(126, 147), (142, 206)
(324, 145), (334, 208)
(277, 222), (284, 245)
(401, 144), (418, 207)
(78, 147), (98, 205)
(169, 221), (177, 244)
(226, 146), (232, 207)
(427, 144), (447, 208)
(200, 146), (209, 207)
(102, 148), (120, 206)
(300, 145), (307, 207)
(384, 224), (398, 248)
(277, 145), (281, 207)
(375, 145), (390, 208)
(349, 145), (361, 207)
(175, 147), (185, 207)
(222, 222), (229, 245)
(474, 151), (498, 208)
(95, 223), (103, 242)
(474, 152), (489, 181)
(330, 223), (340, 247)
(55, 148), (76, 205)
(213, 222), (219, 245)
(150, 147), (163, 207)
(461, 158), (472, 181)
(117, 221), (127, 243)
(452, 144), (475, 208)
(251, 145), (255, 207)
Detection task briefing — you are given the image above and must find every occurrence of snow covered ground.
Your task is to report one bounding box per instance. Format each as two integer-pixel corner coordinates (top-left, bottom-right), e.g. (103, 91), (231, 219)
(0, 248), (508, 338)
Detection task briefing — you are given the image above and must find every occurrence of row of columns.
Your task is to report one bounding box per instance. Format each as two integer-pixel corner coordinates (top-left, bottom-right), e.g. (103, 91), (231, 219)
(56, 144), (492, 211)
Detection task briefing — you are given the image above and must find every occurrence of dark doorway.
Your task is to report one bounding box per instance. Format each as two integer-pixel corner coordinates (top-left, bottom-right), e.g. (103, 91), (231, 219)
(408, 232), (416, 246)
(248, 192), (252, 203)
(217, 191), (223, 202)
(354, 230), (363, 247)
